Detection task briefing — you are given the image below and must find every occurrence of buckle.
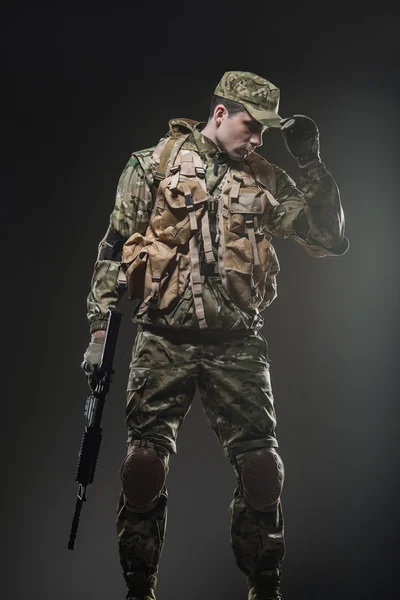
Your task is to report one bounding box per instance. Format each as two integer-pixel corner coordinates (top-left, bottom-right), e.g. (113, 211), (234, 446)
(195, 166), (206, 179)
(184, 191), (194, 209)
(153, 171), (165, 187)
(208, 198), (217, 214)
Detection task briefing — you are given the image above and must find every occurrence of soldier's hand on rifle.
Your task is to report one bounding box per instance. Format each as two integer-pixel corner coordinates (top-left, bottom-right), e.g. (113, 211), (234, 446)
(81, 331), (106, 385)
(280, 114), (321, 168)
(70, 308), (122, 550)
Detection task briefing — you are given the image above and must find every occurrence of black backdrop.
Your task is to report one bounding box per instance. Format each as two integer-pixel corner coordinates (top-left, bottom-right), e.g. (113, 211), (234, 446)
(2, 3), (399, 599)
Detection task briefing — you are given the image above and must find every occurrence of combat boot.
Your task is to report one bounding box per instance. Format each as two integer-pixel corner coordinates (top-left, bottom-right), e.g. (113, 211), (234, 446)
(246, 567), (282, 600)
(126, 572), (157, 600)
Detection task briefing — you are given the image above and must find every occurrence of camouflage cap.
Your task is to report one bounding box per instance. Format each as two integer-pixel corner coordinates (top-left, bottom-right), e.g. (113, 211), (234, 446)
(214, 71), (281, 128)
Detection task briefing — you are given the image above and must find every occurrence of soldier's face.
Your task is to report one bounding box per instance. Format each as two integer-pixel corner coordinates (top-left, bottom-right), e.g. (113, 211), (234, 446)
(215, 106), (265, 161)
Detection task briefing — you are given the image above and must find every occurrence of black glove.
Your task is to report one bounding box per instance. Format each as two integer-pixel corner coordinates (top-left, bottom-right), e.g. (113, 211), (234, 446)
(280, 114), (321, 168)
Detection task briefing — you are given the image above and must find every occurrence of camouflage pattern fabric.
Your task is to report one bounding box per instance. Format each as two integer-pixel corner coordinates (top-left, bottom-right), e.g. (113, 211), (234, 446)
(124, 327), (277, 456)
(230, 487), (285, 577)
(116, 325), (284, 590)
(214, 71), (282, 128)
(86, 123), (348, 333)
(86, 152), (154, 332)
(86, 115), (348, 598)
(117, 482), (166, 599)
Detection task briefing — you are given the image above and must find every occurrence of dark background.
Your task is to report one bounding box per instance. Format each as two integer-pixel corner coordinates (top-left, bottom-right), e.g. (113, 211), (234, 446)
(2, 2), (399, 599)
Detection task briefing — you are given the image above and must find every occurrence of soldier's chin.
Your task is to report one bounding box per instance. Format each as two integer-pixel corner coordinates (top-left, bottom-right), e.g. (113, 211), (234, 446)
(230, 149), (247, 161)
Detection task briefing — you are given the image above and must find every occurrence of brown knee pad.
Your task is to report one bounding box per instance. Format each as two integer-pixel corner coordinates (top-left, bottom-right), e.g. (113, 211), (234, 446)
(120, 446), (167, 513)
(240, 448), (284, 513)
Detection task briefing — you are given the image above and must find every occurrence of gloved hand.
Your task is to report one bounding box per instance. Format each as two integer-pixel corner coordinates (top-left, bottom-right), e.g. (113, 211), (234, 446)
(280, 114), (321, 168)
(81, 334), (105, 377)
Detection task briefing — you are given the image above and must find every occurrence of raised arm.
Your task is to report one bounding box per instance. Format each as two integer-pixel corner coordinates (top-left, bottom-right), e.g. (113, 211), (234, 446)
(268, 115), (349, 258)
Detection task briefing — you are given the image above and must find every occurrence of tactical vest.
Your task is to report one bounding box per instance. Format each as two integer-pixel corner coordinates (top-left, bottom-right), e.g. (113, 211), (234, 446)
(120, 119), (281, 329)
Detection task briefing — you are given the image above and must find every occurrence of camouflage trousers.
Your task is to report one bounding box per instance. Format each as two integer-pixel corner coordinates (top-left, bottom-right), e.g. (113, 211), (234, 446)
(117, 326), (286, 591)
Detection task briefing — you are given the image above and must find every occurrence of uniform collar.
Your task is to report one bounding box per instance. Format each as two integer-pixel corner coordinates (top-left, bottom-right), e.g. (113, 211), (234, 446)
(191, 122), (229, 166)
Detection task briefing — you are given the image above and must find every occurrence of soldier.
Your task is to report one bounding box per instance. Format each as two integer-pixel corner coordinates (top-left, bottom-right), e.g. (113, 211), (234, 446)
(82, 71), (349, 600)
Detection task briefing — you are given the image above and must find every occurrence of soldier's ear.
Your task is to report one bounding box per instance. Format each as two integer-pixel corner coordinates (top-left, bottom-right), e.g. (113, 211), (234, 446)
(214, 104), (227, 125)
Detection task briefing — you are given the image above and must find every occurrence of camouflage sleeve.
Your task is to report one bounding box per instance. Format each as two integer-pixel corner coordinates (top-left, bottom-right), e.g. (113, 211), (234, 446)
(86, 155), (153, 333)
(267, 162), (349, 258)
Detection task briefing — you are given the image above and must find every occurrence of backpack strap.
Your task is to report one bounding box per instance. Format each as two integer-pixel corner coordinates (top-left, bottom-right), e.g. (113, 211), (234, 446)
(153, 117), (200, 187)
(154, 137), (178, 185)
(154, 135), (189, 187)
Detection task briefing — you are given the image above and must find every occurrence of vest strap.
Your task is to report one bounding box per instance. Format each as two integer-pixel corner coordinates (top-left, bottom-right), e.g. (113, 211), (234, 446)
(245, 216), (260, 266)
(169, 136), (189, 175)
(181, 183), (198, 230)
(170, 166), (181, 191)
(189, 234), (207, 329)
(144, 270), (162, 305)
(154, 137), (177, 186)
(155, 135), (190, 188)
(201, 211), (215, 264)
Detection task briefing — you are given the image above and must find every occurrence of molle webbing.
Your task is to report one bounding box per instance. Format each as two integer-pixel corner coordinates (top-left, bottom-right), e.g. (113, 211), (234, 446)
(153, 135), (189, 186)
(189, 234), (207, 329)
(123, 130), (281, 326)
(229, 174), (261, 266)
(245, 217), (260, 266)
(181, 182), (197, 230)
(147, 269), (162, 305)
(169, 149), (213, 328)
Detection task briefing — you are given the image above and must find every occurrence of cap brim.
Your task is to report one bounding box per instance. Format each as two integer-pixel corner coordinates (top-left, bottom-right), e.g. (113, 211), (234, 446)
(244, 103), (282, 128)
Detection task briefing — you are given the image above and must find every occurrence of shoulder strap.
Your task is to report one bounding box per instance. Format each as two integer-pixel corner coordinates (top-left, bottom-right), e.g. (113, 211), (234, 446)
(153, 134), (191, 186)
(153, 118), (200, 187)
(154, 137), (178, 185)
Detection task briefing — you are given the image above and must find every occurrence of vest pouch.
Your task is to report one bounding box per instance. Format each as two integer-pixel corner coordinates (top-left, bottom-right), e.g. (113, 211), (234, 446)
(222, 230), (280, 310)
(121, 234), (178, 305)
(223, 231), (258, 308)
(121, 233), (153, 300)
(151, 177), (208, 246)
(228, 189), (268, 235)
(253, 237), (280, 310)
(156, 251), (191, 310)
(142, 241), (179, 308)
(129, 241), (190, 311)
(219, 167), (280, 311)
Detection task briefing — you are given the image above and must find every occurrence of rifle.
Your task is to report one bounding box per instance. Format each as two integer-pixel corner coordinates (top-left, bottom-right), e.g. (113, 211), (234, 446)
(68, 307), (122, 550)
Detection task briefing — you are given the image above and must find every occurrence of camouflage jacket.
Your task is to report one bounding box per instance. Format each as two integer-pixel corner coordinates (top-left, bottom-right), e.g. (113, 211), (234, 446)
(86, 120), (348, 334)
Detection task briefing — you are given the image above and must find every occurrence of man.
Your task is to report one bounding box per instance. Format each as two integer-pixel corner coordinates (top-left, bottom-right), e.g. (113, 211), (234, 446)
(82, 71), (349, 600)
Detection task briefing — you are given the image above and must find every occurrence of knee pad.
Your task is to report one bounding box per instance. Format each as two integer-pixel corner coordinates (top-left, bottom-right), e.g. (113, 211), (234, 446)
(240, 448), (284, 513)
(120, 446), (167, 512)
